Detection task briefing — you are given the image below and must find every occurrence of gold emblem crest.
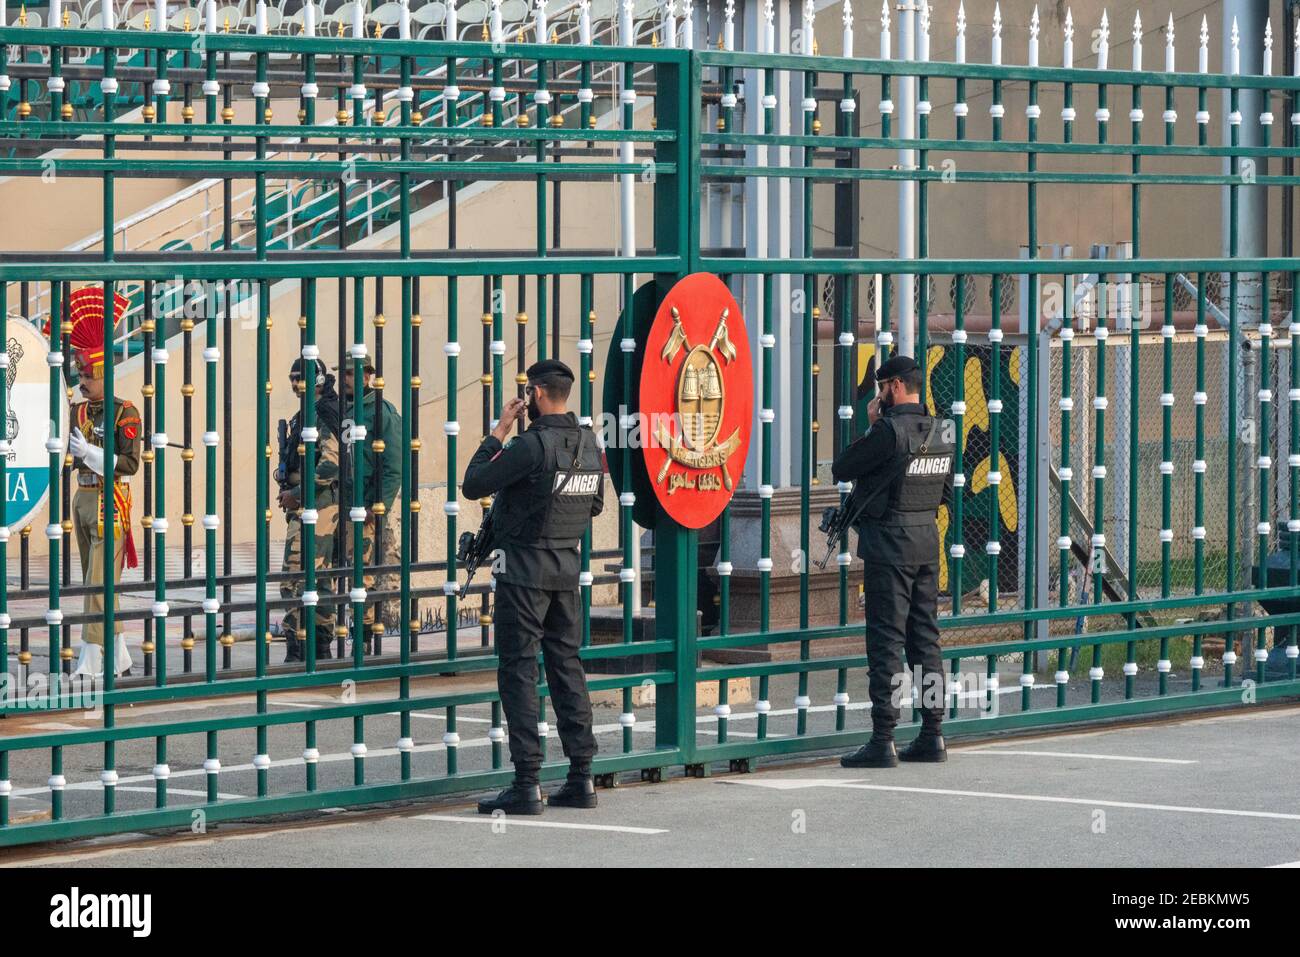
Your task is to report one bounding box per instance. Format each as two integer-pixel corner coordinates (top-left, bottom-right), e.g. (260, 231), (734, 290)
(656, 307), (742, 493)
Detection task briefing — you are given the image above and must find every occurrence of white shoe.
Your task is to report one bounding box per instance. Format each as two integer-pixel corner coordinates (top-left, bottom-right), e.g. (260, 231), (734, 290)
(71, 637), (134, 678)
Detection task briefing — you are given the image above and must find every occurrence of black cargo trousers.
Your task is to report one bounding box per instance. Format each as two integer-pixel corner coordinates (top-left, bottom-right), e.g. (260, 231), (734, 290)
(493, 580), (597, 780)
(863, 560), (944, 739)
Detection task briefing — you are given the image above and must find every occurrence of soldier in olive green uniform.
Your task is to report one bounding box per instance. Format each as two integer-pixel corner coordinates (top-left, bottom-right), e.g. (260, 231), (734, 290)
(338, 361), (402, 647)
(65, 287), (143, 679)
(278, 358), (344, 661)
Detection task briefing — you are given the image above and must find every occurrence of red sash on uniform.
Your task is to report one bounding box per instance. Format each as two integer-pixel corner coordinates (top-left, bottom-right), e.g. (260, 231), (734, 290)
(75, 403), (138, 569)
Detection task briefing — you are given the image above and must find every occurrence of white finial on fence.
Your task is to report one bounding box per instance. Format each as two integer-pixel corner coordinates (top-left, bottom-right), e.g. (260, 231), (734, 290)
(1028, 5), (1039, 67)
(880, 1), (891, 59)
(1131, 11), (1141, 71)
(1063, 7), (1073, 68)
(446, 0), (457, 40)
(491, 0), (503, 45)
(535, 0), (548, 44)
(918, 0), (929, 62)
(763, 0), (774, 53)
(1164, 14), (1174, 72)
(1198, 15), (1209, 74)
(663, 0), (677, 49)
(991, 3), (1002, 66)
(1097, 9), (1109, 70)
(156, 0), (167, 31)
(304, 0), (315, 37)
(1230, 16), (1240, 75)
(352, 0), (364, 39)
(256, 0), (267, 34)
(724, 0), (735, 51)
(1265, 18), (1273, 76)
(399, 0), (410, 39)
(955, 0), (966, 63)
(681, 0), (693, 50)
(841, 0), (853, 58)
(801, 0), (814, 55)
(104, 0), (115, 29)
(577, 0), (590, 45)
(206, 0), (217, 33)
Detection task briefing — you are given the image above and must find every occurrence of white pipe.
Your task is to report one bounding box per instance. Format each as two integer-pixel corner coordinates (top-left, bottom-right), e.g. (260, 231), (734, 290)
(896, 0), (916, 359)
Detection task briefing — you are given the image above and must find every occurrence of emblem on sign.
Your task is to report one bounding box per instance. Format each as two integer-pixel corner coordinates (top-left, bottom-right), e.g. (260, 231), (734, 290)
(640, 273), (753, 529)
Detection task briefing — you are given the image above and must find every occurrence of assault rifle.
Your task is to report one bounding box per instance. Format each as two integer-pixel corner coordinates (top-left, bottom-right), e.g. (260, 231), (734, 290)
(456, 501), (498, 599)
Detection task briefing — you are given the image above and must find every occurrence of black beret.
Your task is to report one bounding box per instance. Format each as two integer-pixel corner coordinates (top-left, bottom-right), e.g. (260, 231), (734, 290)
(875, 354), (920, 382)
(526, 358), (575, 382)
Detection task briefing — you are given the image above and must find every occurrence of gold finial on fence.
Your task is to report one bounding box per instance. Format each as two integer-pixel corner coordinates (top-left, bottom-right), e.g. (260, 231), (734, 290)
(183, 13), (192, 30)
(62, 7), (70, 27)
(374, 19), (382, 38)
(61, 102), (73, 119)
(337, 18), (345, 36)
(144, 12), (152, 30)
(481, 22), (489, 41)
(18, 5), (27, 27)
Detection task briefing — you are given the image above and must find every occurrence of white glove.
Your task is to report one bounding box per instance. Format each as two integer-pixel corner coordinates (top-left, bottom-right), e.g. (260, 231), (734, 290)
(68, 426), (89, 459)
(69, 426), (115, 477)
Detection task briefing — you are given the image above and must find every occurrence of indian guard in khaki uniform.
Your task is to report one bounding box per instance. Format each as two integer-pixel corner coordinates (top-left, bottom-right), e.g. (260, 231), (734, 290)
(65, 287), (143, 678)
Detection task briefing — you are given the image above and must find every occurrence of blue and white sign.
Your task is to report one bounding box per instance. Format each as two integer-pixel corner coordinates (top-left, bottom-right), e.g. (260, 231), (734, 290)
(3, 319), (68, 531)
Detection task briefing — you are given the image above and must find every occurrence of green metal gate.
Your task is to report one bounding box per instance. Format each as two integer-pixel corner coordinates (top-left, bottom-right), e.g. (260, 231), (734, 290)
(1, 10), (1298, 847)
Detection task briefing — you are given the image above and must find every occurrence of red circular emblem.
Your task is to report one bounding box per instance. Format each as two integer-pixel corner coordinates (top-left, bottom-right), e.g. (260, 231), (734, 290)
(640, 273), (754, 529)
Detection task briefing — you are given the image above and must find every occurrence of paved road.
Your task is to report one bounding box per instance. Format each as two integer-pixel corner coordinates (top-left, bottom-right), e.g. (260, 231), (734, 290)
(6, 704), (1300, 867)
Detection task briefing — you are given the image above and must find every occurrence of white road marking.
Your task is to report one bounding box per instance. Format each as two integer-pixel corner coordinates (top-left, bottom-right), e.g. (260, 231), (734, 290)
(114, 786), (244, 800)
(960, 749), (1197, 765)
(408, 712), (493, 724)
(1270, 860), (1300, 868)
(414, 814), (667, 835)
(723, 778), (1300, 822)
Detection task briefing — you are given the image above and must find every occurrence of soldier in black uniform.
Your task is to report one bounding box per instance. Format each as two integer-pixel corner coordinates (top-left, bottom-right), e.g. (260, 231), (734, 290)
(832, 355), (954, 768)
(462, 359), (605, 815)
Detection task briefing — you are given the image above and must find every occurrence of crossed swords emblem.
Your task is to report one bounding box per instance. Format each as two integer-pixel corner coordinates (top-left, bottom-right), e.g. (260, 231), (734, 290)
(656, 305), (741, 492)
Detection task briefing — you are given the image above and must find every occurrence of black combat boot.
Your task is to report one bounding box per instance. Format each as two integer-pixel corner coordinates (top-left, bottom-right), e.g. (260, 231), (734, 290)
(840, 737), (899, 768)
(283, 636), (304, 663)
(898, 731), (947, 763)
(315, 637), (333, 660)
(548, 775), (597, 809)
(477, 781), (544, 815)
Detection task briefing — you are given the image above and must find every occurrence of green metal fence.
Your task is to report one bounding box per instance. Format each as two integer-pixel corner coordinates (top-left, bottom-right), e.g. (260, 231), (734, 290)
(1, 13), (1299, 847)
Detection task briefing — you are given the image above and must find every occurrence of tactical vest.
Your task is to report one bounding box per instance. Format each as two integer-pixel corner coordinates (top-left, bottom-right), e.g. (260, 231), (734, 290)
(866, 409), (954, 526)
(496, 424), (603, 548)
